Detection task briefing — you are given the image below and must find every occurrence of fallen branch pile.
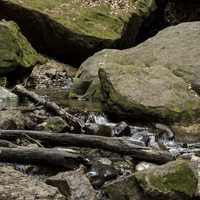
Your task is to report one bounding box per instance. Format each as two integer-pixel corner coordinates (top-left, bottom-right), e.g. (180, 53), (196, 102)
(0, 129), (175, 164)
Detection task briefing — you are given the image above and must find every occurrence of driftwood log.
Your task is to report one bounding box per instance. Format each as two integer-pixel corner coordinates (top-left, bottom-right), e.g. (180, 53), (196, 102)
(0, 146), (83, 169)
(0, 130), (175, 164)
(14, 85), (85, 131)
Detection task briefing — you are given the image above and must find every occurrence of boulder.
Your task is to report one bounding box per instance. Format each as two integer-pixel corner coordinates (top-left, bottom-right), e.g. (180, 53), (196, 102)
(103, 175), (145, 200)
(0, 20), (38, 75)
(0, 0), (158, 65)
(0, 166), (65, 200)
(135, 159), (198, 200)
(46, 166), (97, 200)
(77, 21), (200, 124)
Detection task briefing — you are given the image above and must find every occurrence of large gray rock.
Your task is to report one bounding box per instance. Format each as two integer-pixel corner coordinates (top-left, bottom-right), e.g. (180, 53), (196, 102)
(77, 21), (200, 124)
(46, 166), (97, 200)
(135, 159), (198, 200)
(0, 20), (39, 75)
(0, 166), (65, 200)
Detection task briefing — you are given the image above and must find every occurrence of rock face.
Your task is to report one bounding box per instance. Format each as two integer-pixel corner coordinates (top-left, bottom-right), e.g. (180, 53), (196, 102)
(0, 0), (158, 66)
(0, 20), (38, 75)
(77, 21), (200, 123)
(135, 160), (198, 200)
(0, 166), (65, 200)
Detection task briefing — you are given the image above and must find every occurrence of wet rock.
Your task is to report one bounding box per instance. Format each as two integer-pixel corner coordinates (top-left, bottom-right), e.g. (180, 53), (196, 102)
(0, 20), (38, 76)
(0, 166), (65, 200)
(0, 87), (18, 110)
(87, 161), (120, 188)
(0, 110), (25, 129)
(46, 166), (97, 200)
(78, 21), (200, 125)
(36, 116), (67, 133)
(135, 159), (198, 200)
(112, 121), (131, 137)
(103, 175), (145, 200)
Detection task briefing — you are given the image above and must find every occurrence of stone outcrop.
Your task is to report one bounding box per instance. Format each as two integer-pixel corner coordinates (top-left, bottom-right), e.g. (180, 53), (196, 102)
(0, 20), (38, 76)
(77, 21), (200, 124)
(135, 160), (198, 200)
(0, 0), (158, 66)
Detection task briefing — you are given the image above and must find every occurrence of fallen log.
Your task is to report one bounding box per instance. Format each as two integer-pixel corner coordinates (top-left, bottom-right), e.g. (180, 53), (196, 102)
(0, 130), (175, 164)
(14, 85), (84, 131)
(0, 146), (83, 169)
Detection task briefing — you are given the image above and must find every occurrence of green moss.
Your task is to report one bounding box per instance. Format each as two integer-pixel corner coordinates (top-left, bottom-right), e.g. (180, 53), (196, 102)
(0, 20), (38, 75)
(4, 21), (38, 67)
(135, 160), (198, 198)
(38, 117), (67, 132)
(10, 0), (135, 39)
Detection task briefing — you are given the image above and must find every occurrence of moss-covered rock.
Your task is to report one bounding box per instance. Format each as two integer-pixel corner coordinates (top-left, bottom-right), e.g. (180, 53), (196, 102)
(36, 116), (67, 132)
(135, 160), (198, 200)
(0, 0), (157, 65)
(77, 21), (200, 124)
(0, 20), (38, 75)
(103, 175), (145, 200)
(9, 0), (137, 40)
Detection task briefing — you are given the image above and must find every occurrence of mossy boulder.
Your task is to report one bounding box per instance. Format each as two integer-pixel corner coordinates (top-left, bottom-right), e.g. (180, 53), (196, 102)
(135, 160), (198, 200)
(36, 116), (67, 132)
(103, 175), (145, 200)
(0, 0), (157, 65)
(76, 21), (200, 124)
(0, 20), (38, 75)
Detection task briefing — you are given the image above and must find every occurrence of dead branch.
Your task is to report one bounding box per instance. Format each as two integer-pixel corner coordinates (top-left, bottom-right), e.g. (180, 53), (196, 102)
(0, 146), (83, 169)
(0, 130), (175, 164)
(14, 85), (85, 131)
